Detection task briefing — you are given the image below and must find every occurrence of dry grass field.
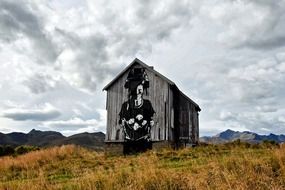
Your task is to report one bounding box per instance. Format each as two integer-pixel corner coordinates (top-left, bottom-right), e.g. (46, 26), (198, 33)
(0, 142), (285, 190)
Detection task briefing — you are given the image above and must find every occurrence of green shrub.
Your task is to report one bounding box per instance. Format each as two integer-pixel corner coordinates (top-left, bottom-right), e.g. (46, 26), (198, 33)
(0, 146), (4, 156)
(0, 145), (39, 157)
(3, 145), (15, 155)
(15, 145), (39, 155)
(261, 140), (279, 148)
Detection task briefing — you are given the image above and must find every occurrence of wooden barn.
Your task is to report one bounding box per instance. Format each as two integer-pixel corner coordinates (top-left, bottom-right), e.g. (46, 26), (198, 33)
(103, 58), (201, 154)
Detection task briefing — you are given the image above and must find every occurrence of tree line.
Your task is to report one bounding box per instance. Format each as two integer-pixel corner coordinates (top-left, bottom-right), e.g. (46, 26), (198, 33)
(0, 145), (39, 157)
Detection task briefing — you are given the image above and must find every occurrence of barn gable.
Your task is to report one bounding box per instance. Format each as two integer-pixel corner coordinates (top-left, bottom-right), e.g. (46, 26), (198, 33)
(103, 58), (200, 110)
(103, 58), (175, 91)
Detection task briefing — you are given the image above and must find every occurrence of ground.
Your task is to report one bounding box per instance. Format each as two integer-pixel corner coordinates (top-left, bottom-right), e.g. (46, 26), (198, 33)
(0, 142), (285, 190)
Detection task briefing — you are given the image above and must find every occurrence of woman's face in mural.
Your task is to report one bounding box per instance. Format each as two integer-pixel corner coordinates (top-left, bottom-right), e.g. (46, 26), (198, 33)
(136, 84), (143, 97)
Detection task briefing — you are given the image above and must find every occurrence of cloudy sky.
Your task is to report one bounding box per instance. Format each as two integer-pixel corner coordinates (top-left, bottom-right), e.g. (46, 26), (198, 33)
(1, 0), (285, 136)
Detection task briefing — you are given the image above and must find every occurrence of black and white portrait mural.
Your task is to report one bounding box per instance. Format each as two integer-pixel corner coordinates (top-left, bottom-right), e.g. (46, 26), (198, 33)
(119, 68), (155, 142)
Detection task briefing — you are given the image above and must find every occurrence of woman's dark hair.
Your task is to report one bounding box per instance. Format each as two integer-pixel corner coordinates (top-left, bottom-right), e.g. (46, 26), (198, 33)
(124, 68), (149, 91)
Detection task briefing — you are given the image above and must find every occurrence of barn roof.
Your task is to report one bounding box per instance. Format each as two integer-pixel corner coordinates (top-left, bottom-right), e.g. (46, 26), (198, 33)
(103, 58), (201, 111)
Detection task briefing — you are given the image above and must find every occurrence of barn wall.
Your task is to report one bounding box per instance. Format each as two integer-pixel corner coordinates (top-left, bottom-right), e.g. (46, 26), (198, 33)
(176, 93), (199, 145)
(106, 69), (129, 141)
(106, 63), (170, 142)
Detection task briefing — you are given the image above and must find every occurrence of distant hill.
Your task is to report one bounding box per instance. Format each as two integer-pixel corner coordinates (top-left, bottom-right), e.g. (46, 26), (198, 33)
(3, 129), (284, 148)
(52, 132), (105, 150)
(0, 129), (105, 150)
(200, 129), (285, 144)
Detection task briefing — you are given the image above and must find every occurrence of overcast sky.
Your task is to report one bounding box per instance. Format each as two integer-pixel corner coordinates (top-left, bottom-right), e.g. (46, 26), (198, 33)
(1, 0), (285, 136)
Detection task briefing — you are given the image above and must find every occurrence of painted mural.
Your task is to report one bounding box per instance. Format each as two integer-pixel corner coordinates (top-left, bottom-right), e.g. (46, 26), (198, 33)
(119, 68), (155, 142)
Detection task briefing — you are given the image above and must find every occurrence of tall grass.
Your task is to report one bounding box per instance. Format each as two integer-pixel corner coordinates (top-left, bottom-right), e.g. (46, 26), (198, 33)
(0, 144), (285, 190)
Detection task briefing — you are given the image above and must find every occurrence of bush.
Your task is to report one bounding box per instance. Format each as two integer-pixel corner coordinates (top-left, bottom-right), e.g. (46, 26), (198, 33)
(15, 145), (39, 155)
(0, 145), (39, 157)
(3, 145), (15, 156)
(0, 145), (16, 157)
(0, 146), (3, 156)
(261, 140), (279, 148)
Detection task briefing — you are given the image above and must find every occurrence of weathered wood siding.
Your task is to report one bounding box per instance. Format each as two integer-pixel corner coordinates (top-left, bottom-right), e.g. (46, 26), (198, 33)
(106, 63), (171, 142)
(176, 93), (199, 144)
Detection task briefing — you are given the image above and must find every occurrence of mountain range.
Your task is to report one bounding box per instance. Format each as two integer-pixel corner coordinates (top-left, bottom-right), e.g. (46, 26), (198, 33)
(200, 129), (285, 144)
(1, 129), (284, 149)
(0, 129), (105, 150)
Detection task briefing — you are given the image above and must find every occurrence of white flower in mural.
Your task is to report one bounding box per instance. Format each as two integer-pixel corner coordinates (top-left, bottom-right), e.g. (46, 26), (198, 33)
(128, 118), (135, 125)
(136, 114), (143, 121)
(133, 123), (139, 131)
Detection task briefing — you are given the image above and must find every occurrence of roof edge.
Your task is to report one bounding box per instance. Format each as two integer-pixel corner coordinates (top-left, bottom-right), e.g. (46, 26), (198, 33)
(180, 90), (201, 112)
(103, 58), (174, 91)
(171, 85), (201, 112)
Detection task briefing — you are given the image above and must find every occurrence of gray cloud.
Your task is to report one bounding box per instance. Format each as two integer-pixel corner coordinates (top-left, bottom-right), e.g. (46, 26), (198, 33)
(206, 0), (285, 50)
(244, 0), (285, 50)
(107, 1), (194, 57)
(246, 36), (285, 50)
(227, 112), (285, 135)
(46, 0), (196, 91)
(2, 104), (61, 121)
(256, 105), (278, 113)
(54, 29), (122, 91)
(0, 0), (196, 92)
(42, 109), (106, 134)
(43, 118), (99, 130)
(0, 0), (58, 63)
(23, 74), (58, 94)
(179, 45), (285, 134)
